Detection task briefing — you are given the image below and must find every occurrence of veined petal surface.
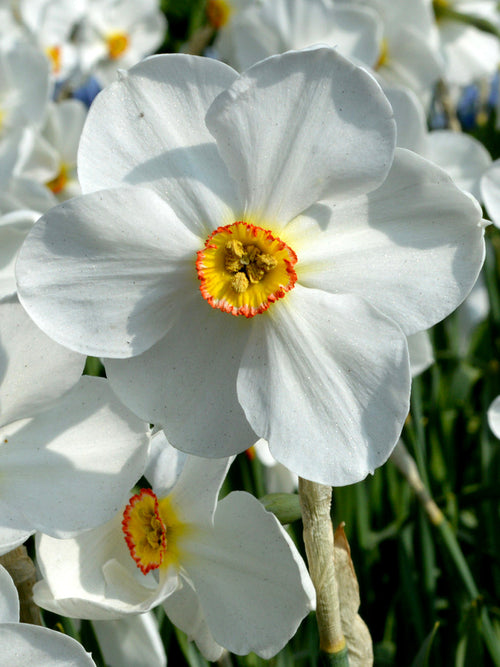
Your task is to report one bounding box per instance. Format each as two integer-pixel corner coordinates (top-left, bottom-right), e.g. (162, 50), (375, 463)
(238, 286), (411, 486)
(78, 54), (241, 236)
(0, 625), (95, 666)
(0, 294), (85, 427)
(105, 298), (256, 457)
(291, 149), (485, 336)
(0, 377), (149, 536)
(206, 47), (395, 227)
(16, 187), (201, 358)
(182, 491), (314, 658)
(0, 564), (19, 622)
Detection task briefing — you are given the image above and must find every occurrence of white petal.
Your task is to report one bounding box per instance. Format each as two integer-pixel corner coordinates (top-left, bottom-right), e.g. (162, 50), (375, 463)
(0, 499), (34, 556)
(145, 430), (187, 496)
(35, 514), (171, 619)
(0, 624), (95, 666)
(92, 613), (166, 667)
(0, 377), (149, 536)
(105, 298), (256, 457)
(168, 455), (232, 526)
(407, 330), (434, 377)
(384, 85), (427, 153)
(206, 47), (395, 226)
(238, 286), (411, 486)
(424, 130), (491, 201)
(183, 491), (314, 658)
(163, 580), (224, 662)
(291, 148), (485, 336)
(0, 294), (85, 427)
(481, 159), (500, 228)
(16, 187), (201, 358)
(0, 210), (38, 300)
(488, 396), (500, 440)
(0, 564), (19, 622)
(78, 54), (240, 235)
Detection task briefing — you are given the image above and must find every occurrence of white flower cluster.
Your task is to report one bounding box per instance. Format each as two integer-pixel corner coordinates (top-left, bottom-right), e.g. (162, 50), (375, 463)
(1, 0), (500, 663)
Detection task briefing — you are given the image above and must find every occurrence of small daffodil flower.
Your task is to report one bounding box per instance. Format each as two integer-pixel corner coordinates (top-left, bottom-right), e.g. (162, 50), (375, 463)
(34, 432), (315, 660)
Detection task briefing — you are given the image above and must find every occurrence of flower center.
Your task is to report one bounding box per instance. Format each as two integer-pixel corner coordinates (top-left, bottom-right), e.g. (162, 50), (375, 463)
(122, 489), (166, 574)
(197, 222), (297, 317)
(45, 45), (62, 74)
(106, 32), (129, 60)
(206, 0), (232, 28)
(46, 164), (68, 195)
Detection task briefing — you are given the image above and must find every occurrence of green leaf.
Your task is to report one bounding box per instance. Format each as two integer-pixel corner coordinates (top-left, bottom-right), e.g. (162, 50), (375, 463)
(410, 622), (439, 667)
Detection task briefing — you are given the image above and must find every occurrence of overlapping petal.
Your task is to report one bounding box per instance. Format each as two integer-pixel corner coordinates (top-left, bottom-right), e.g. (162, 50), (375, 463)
(105, 299), (256, 456)
(16, 187), (201, 357)
(182, 491), (315, 658)
(0, 624), (95, 666)
(0, 294), (85, 427)
(206, 47), (396, 227)
(290, 149), (484, 336)
(238, 286), (411, 485)
(78, 54), (240, 235)
(0, 376), (150, 536)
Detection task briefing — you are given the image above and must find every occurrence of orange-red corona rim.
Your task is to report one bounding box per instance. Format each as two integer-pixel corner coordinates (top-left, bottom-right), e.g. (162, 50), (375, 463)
(122, 488), (167, 575)
(196, 221), (298, 318)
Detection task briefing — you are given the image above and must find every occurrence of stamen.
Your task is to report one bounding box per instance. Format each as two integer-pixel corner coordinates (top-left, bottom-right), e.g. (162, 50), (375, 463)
(122, 489), (167, 574)
(197, 221), (298, 317)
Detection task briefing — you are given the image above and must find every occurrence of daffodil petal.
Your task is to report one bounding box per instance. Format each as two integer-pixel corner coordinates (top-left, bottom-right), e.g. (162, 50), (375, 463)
(206, 47), (395, 227)
(0, 294), (85, 427)
(0, 624), (95, 666)
(16, 187), (200, 358)
(0, 377), (149, 537)
(78, 54), (240, 236)
(183, 491), (314, 658)
(290, 148), (485, 336)
(238, 285), (411, 486)
(105, 299), (256, 457)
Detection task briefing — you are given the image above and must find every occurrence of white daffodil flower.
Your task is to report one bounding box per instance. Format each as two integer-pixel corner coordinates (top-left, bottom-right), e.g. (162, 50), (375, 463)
(16, 99), (87, 203)
(17, 49), (485, 486)
(0, 294), (150, 554)
(386, 85), (492, 201)
(0, 564), (96, 666)
(18, 0), (86, 82)
(354, 0), (444, 104)
(34, 432), (315, 660)
(212, 0), (382, 73)
(76, 0), (167, 87)
(430, 0), (500, 86)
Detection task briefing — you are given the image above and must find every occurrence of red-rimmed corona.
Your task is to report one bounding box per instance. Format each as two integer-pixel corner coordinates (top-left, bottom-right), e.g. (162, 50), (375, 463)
(122, 488), (183, 575)
(196, 221), (298, 318)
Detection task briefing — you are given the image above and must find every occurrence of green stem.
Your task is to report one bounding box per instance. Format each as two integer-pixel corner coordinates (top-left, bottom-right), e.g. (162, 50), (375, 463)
(391, 443), (500, 665)
(434, 3), (500, 38)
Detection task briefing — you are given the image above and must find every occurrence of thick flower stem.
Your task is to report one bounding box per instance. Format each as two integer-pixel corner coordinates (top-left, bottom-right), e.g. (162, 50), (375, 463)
(298, 478), (349, 665)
